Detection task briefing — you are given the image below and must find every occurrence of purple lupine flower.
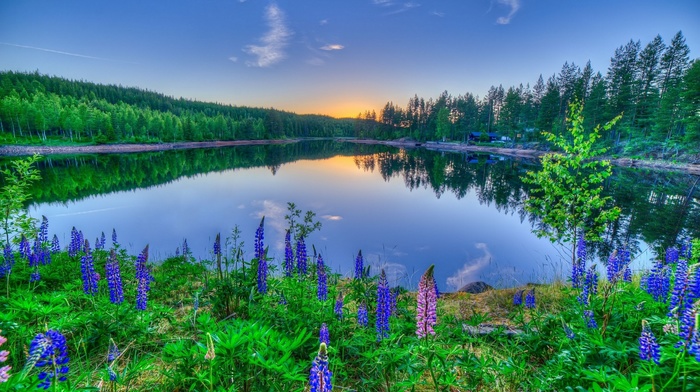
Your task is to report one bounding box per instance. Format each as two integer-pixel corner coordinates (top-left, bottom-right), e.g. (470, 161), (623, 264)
(686, 269), (700, 313)
(666, 247), (679, 265)
(30, 270), (41, 282)
(19, 235), (30, 259)
(284, 230), (294, 277)
(257, 247), (268, 294)
(68, 227), (81, 257)
(254, 217), (265, 261)
(51, 235), (60, 253)
(182, 239), (189, 256)
(135, 245), (151, 311)
(38, 216), (49, 244)
(317, 255), (327, 301)
(584, 310), (598, 328)
(309, 343), (332, 392)
(646, 260), (671, 303)
(680, 240), (692, 260)
(0, 332), (11, 383)
(357, 302), (368, 327)
(213, 233), (221, 256)
(106, 249), (124, 304)
(95, 232), (105, 251)
(376, 269), (391, 341)
(27, 329), (70, 389)
(319, 323), (330, 346)
(572, 234), (586, 288)
(81, 240), (98, 296)
(107, 342), (119, 382)
(513, 289), (524, 306)
(606, 249), (620, 283)
(112, 228), (118, 247)
(668, 259), (688, 318)
(677, 304), (696, 349)
(334, 293), (344, 319)
(296, 236), (307, 276)
(578, 265), (599, 305)
(1, 243), (14, 278)
(389, 287), (399, 316)
(416, 265), (437, 338)
(619, 247), (632, 283)
(100, 231), (106, 250)
(354, 250), (364, 279)
(525, 289), (536, 309)
(639, 322), (661, 364)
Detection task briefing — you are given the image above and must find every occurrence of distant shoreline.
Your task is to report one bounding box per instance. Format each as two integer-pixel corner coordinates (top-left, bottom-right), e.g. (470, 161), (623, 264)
(2, 138), (699, 176)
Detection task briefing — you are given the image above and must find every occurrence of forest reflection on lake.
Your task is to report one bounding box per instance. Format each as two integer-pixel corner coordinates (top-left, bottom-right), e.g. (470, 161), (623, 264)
(17, 140), (700, 290)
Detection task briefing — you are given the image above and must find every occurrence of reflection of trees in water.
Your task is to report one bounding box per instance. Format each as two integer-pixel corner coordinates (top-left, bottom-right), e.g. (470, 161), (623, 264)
(355, 148), (700, 261)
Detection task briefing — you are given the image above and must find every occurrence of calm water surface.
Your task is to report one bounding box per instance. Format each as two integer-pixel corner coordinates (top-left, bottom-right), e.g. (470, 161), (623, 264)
(21, 141), (699, 290)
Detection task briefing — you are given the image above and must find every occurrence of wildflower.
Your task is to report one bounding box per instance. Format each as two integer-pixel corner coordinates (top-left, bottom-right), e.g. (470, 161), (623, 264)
(81, 240), (98, 295)
(562, 323), (575, 340)
(376, 269), (391, 341)
(204, 333), (215, 361)
(354, 250), (364, 279)
(646, 259), (670, 302)
(606, 249), (620, 283)
(26, 329), (70, 389)
(182, 238), (189, 256)
(284, 230), (294, 277)
(677, 304), (696, 349)
(99, 231), (106, 250)
(107, 342), (119, 381)
(254, 217), (265, 261)
(525, 289), (536, 309)
(334, 293), (344, 319)
(19, 235), (30, 259)
(666, 247), (679, 265)
(513, 289), (524, 306)
(309, 343), (332, 392)
(38, 216), (49, 244)
(680, 239), (692, 260)
(0, 332), (11, 383)
(135, 245), (151, 311)
(578, 265), (599, 305)
(68, 227), (81, 257)
(584, 310), (598, 328)
(1, 243), (14, 278)
(319, 323), (330, 346)
(357, 302), (368, 327)
(663, 322), (678, 335)
(390, 287), (399, 316)
(572, 234), (586, 288)
(668, 259), (688, 318)
(30, 270), (41, 282)
(416, 265), (437, 338)
(639, 322), (661, 364)
(50, 235), (60, 253)
(257, 248), (267, 294)
(317, 255), (327, 301)
(296, 236), (307, 276)
(213, 233), (221, 256)
(686, 269), (700, 313)
(112, 228), (118, 247)
(106, 249), (124, 304)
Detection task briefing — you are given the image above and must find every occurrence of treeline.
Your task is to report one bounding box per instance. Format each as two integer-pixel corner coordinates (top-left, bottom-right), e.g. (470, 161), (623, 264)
(0, 72), (358, 144)
(370, 31), (699, 155)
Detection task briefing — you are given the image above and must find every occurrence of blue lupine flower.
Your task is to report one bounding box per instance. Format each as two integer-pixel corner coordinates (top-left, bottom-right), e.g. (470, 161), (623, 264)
(433, 276), (441, 299)
(606, 249), (620, 283)
(95, 232), (106, 250)
(112, 228), (118, 247)
(572, 234), (586, 288)
(107, 342), (119, 381)
(68, 227), (81, 257)
(668, 259), (688, 318)
(666, 247), (679, 265)
(27, 329), (70, 389)
(376, 270), (391, 341)
(254, 217), (265, 261)
(680, 240), (692, 260)
(646, 260), (671, 302)
(677, 304), (696, 349)
(686, 269), (700, 313)
(182, 239), (189, 256)
(296, 236), (307, 276)
(78, 231), (85, 251)
(389, 287), (399, 316)
(30, 270), (41, 282)
(513, 289), (524, 306)
(317, 255), (327, 301)
(284, 230), (294, 277)
(19, 235), (30, 259)
(213, 233), (221, 256)
(309, 343), (332, 392)
(584, 310), (597, 328)
(525, 289), (536, 309)
(357, 302), (368, 327)
(38, 216), (49, 244)
(106, 249), (124, 304)
(354, 250), (364, 279)
(81, 240), (98, 295)
(257, 248), (267, 294)
(319, 323), (330, 346)
(51, 235), (60, 253)
(578, 265), (599, 305)
(618, 247), (632, 283)
(135, 245), (151, 311)
(639, 323), (660, 364)
(689, 325), (700, 362)
(1, 243), (14, 277)
(563, 323), (575, 340)
(334, 293), (344, 319)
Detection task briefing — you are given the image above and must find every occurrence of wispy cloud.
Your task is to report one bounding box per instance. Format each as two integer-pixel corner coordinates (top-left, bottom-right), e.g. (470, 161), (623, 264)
(243, 3), (292, 67)
(385, 2), (420, 15)
(0, 42), (137, 64)
(319, 19), (328, 25)
(321, 214), (343, 221)
(372, 0), (394, 6)
(446, 243), (493, 291)
(228, 56), (238, 62)
(320, 44), (344, 51)
(431, 11), (445, 17)
(495, 0), (521, 25)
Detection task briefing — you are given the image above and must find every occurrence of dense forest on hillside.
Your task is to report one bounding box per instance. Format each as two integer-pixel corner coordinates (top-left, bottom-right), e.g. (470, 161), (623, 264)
(0, 31), (698, 159)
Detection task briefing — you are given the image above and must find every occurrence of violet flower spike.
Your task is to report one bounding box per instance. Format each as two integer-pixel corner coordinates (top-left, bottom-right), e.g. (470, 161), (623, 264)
(376, 269), (391, 341)
(309, 343), (332, 392)
(416, 265), (437, 338)
(319, 323), (330, 346)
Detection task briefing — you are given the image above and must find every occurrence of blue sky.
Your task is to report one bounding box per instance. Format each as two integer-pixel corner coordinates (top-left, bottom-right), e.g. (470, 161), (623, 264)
(1, 0), (698, 118)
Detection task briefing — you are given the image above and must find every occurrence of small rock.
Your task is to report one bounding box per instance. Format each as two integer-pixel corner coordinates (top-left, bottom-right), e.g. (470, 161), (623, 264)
(457, 281), (493, 294)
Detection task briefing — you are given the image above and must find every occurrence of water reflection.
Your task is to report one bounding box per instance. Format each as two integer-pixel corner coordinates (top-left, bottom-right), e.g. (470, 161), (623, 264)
(4, 140), (697, 289)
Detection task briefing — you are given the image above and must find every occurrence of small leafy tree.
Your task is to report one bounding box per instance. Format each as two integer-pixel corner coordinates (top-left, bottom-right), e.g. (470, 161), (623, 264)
(523, 101), (621, 265)
(0, 154), (42, 244)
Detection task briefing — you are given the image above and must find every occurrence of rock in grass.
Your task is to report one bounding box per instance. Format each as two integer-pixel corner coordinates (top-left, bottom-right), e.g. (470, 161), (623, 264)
(457, 281), (493, 294)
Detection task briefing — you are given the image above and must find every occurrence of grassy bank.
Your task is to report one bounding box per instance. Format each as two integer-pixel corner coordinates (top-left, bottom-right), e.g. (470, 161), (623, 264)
(0, 220), (698, 391)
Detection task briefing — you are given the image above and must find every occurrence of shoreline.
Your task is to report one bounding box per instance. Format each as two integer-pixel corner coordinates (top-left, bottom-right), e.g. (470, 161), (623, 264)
(2, 138), (699, 176)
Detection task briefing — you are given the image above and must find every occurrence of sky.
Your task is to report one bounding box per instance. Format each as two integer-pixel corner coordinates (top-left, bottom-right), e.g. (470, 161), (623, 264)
(1, 0), (699, 118)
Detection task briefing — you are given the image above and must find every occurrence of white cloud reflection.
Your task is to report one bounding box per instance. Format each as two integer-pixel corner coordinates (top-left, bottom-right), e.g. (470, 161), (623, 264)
(446, 242), (493, 291)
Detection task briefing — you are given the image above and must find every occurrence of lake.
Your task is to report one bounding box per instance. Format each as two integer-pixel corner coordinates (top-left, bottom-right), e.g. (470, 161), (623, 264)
(13, 140), (700, 290)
